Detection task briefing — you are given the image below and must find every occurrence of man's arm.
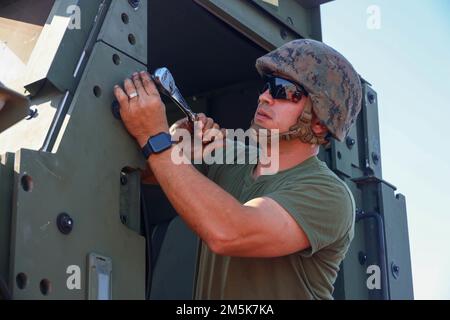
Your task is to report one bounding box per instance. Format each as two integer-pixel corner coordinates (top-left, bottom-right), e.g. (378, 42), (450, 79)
(147, 149), (310, 257)
(114, 71), (310, 258)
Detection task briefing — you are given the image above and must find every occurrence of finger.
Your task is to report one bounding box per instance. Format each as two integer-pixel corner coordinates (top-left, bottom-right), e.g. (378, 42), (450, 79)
(132, 72), (146, 97)
(169, 117), (188, 135)
(124, 78), (137, 99)
(174, 117), (189, 127)
(194, 120), (204, 141)
(170, 117), (189, 132)
(140, 71), (158, 95)
(114, 85), (128, 105)
(196, 113), (207, 124)
(114, 85), (130, 116)
(203, 137), (225, 158)
(213, 123), (220, 130)
(180, 119), (193, 132)
(220, 128), (227, 138)
(203, 127), (222, 143)
(203, 117), (214, 131)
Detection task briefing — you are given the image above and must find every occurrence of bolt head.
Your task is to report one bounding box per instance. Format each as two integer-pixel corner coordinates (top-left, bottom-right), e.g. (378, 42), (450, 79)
(120, 174), (128, 185)
(346, 137), (356, 149)
(57, 213), (74, 235)
(372, 152), (380, 164)
(358, 251), (367, 265)
(391, 262), (400, 279)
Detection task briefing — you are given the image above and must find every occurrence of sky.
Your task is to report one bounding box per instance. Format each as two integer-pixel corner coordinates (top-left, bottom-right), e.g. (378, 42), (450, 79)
(321, 0), (450, 300)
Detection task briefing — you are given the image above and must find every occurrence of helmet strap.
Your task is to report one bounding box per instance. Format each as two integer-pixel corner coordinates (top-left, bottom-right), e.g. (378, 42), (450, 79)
(250, 99), (330, 145)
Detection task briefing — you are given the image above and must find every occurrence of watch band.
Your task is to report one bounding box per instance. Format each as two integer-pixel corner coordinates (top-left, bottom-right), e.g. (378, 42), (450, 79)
(142, 142), (154, 159)
(142, 132), (172, 159)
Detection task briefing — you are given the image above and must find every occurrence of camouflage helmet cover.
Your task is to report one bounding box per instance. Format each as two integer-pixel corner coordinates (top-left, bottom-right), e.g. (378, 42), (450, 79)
(255, 39), (362, 142)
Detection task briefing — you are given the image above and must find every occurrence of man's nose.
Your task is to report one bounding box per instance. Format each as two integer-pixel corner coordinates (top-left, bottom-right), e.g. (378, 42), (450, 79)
(258, 89), (275, 106)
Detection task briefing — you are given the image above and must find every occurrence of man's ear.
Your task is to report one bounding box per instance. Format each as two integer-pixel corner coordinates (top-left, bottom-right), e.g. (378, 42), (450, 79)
(311, 114), (328, 136)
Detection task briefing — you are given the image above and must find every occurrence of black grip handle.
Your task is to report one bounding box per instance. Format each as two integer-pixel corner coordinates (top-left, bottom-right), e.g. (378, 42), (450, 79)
(111, 100), (122, 120)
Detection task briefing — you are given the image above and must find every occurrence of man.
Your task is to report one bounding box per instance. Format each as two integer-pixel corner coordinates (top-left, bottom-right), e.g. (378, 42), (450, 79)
(114, 39), (362, 299)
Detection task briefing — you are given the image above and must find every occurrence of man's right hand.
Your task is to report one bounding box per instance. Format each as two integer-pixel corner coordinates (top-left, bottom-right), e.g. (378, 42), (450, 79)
(142, 113), (223, 184)
(170, 113), (221, 143)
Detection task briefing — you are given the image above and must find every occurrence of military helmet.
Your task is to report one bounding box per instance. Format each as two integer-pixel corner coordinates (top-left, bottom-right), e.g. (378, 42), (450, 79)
(255, 39), (362, 143)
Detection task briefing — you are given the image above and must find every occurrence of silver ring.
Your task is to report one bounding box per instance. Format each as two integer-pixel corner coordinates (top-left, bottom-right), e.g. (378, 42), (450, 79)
(128, 91), (138, 99)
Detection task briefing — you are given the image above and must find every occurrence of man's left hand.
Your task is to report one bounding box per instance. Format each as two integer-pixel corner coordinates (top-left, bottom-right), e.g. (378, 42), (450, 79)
(114, 71), (169, 148)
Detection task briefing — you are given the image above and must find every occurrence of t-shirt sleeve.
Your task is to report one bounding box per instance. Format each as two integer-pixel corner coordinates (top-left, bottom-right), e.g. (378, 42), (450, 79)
(266, 176), (355, 257)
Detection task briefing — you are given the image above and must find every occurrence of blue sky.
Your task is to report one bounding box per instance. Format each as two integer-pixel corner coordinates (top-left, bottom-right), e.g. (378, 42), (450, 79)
(321, 0), (450, 299)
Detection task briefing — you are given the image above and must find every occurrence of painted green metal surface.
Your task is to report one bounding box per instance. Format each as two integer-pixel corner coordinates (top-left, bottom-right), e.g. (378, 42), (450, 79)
(333, 177), (370, 300)
(252, 0), (322, 40)
(97, 0), (147, 65)
(0, 86), (65, 156)
(24, 0), (104, 95)
(119, 170), (142, 235)
(328, 78), (413, 299)
(379, 184), (414, 299)
(330, 124), (361, 179)
(4, 0), (149, 299)
(9, 41), (147, 300)
(194, 0), (308, 51)
(150, 217), (200, 300)
(0, 153), (15, 287)
(362, 83), (383, 179)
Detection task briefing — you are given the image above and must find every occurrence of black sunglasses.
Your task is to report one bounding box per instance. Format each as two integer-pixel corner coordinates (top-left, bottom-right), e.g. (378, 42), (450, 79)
(261, 76), (308, 102)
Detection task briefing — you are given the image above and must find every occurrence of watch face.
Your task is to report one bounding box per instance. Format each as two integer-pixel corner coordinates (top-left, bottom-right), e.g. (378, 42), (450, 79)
(149, 133), (172, 153)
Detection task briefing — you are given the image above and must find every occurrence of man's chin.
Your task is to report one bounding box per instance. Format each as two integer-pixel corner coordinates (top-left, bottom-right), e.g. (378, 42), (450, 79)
(249, 121), (281, 144)
(250, 119), (265, 131)
(251, 119), (279, 131)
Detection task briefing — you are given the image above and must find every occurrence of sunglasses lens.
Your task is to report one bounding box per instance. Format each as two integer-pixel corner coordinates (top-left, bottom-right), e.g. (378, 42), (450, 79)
(261, 76), (306, 102)
(271, 81), (285, 100)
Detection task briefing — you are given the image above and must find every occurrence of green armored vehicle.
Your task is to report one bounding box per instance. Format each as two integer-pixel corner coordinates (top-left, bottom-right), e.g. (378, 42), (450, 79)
(0, 0), (413, 300)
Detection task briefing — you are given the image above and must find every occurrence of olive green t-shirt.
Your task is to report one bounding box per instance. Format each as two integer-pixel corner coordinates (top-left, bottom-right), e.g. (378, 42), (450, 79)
(194, 143), (355, 300)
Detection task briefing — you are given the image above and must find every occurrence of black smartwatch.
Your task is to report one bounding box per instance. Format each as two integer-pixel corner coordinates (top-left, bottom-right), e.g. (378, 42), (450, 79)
(142, 132), (172, 159)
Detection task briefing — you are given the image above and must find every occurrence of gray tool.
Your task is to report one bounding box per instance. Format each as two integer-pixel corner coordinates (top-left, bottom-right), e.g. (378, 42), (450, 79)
(151, 67), (197, 123)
